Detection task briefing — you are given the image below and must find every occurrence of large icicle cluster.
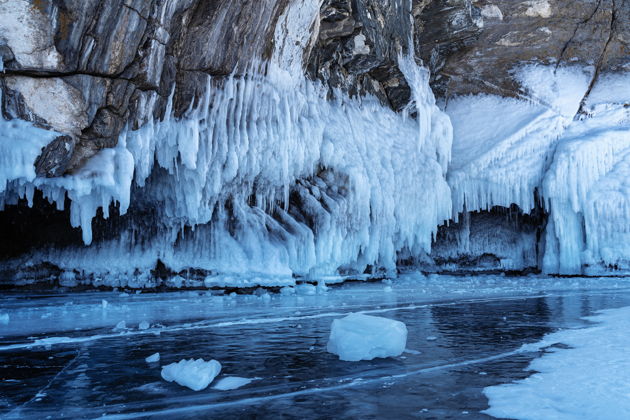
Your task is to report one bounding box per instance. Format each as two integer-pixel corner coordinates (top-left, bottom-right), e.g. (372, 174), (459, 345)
(0, 110), (57, 199)
(445, 66), (592, 216)
(0, 0), (454, 281)
(1, 12), (453, 281)
(543, 75), (630, 274)
(39, 56), (451, 278)
(444, 67), (630, 274)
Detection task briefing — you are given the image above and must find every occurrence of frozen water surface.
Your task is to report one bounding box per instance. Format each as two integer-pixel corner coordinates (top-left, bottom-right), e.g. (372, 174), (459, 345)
(2, 273), (630, 419)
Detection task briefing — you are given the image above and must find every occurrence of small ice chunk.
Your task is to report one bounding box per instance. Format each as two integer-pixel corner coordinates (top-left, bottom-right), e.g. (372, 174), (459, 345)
(138, 321), (150, 330)
(161, 358), (221, 391)
(280, 286), (295, 295)
(59, 271), (78, 287)
(296, 284), (316, 296)
(145, 353), (160, 363)
(101, 299), (108, 309)
(213, 376), (254, 391)
(426, 336), (438, 341)
(327, 313), (408, 361)
(113, 320), (126, 331)
(0, 313), (9, 325)
(383, 286), (393, 292)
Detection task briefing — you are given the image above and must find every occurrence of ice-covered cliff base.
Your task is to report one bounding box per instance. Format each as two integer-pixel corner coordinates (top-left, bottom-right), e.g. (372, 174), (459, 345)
(0, 57), (454, 287)
(436, 68), (630, 276)
(1, 66), (629, 288)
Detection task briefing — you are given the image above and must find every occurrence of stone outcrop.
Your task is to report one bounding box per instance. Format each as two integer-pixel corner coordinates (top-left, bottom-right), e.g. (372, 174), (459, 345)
(0, 0), (293, 174)
(415, 0), (629, 104)
(1, 0), (628, 173)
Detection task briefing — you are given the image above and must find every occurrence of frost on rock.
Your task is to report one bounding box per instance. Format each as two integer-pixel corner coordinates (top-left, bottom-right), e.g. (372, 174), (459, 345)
(327, 313), (407, 361)
(161, 358), (221, 391)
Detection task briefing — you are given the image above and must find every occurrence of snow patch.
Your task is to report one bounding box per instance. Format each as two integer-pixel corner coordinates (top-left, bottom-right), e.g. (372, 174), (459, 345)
(480, 5), (503, 20)
(523, 0), (552, 18)
(485, 306), (630, 419)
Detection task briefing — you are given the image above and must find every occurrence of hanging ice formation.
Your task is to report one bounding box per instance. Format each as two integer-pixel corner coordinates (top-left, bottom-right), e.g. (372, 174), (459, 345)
(0, 0), (453, 281)
(443, 67), (630, 274)
(1, 0), (629, 282)
(542, 74), (630, 274)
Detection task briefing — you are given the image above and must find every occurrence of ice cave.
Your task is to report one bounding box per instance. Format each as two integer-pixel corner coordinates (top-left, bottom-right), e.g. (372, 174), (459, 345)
(1, 0), (629, 418)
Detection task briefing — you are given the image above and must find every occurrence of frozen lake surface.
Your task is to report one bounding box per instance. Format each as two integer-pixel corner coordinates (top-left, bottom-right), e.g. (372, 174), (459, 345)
(2, 273), (630, 419)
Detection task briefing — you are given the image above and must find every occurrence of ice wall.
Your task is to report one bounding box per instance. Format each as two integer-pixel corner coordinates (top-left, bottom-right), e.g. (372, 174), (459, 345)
(543, 75), (630, 274)
(22, 57), (451, 279)
(445, 66), (592, 217)
(0, 0), (454, 281)
(444, 67), (630, 275)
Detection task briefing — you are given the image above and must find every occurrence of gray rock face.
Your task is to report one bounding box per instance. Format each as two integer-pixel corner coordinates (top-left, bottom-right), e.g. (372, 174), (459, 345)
(307, 0), (419, 110)
(1, 0), (627, 171)
(415, 0), (630, 103)
(0, 0), (292, 171)
(34, 135), (75, 178)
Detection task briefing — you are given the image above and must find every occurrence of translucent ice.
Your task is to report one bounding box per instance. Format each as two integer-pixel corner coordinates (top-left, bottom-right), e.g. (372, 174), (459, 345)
(213, 376), (254, 391)
(327, 313), (407, 361)
(161, 358), (221, 391)
(145, 353), (160, 363)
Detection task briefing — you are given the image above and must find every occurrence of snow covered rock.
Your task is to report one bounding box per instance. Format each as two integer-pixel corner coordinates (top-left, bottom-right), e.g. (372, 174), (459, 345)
(160, 358), (221, 391)
(327, 313), (407, 361)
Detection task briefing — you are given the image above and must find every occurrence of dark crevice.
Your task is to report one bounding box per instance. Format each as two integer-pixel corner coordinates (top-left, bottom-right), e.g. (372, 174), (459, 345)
(0, 67), (133, 81)
(555, 0), (604, 70)
(576, 0), (617, 116)
(122, 4), (149, 22)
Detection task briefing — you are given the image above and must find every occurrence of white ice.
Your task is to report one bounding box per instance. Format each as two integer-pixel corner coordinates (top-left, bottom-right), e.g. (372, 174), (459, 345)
(542, 75), (630, 274)
(145, 352), (160, 363)
(213, 377), (254, 391)
(445, 66), (630, 273)
(327, 313), (407, 361)
(484, 305), (630, 419)
(161, 358), (222, 391)
(0, 106), (57, 198)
